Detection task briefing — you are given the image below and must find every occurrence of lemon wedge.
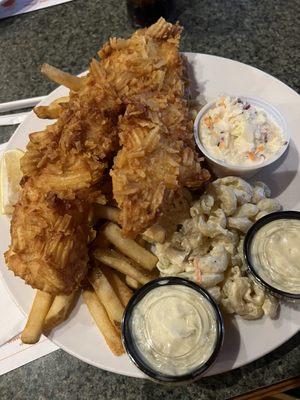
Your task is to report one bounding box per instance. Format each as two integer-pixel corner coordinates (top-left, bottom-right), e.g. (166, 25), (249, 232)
(0, 149), (24, 215)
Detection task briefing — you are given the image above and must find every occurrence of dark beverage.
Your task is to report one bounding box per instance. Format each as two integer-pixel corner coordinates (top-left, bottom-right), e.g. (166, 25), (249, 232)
(127, 0), (173, 28)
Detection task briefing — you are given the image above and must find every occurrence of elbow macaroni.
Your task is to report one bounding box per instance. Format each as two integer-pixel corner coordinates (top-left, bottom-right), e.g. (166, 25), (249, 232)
(154, 177), (280, 320)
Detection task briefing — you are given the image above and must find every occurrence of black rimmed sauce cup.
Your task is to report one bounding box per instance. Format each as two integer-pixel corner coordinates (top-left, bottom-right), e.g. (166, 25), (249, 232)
(121, 277), (224, 384)
(244, 211), (300, 301)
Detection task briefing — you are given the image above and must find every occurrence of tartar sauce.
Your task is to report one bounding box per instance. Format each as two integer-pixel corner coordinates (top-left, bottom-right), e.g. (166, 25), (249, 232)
(200, 96), (286, 166)
(130, 285), (218, 376)
(250, 219), (300, 294)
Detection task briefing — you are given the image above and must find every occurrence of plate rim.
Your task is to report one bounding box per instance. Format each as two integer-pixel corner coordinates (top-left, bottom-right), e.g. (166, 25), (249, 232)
(1, 52), (299, 379)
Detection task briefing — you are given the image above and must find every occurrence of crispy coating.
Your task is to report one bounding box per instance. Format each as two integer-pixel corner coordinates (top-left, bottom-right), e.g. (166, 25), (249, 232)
(5, 18), (209, 293)
(109, 19), (209, 236)
(5, 183), (91, 293)
(5, 56), (120, 294)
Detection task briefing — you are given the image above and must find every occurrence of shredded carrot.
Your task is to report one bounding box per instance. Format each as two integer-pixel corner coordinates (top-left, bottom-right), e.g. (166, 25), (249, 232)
(219, 140), (225, 149)
(194, 258), (202, 284)
(204, 116), (213, 128)
(219, 97), (226, 107)
(248, 151), (255, 160)
(256, 145), (265, 153)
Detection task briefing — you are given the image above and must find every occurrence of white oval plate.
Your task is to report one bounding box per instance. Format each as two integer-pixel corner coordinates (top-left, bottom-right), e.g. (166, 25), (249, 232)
(0, 53), (299, 378)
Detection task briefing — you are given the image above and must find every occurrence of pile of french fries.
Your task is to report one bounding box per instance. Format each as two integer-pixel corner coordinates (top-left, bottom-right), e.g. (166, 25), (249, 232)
(21, 205), (165, 356)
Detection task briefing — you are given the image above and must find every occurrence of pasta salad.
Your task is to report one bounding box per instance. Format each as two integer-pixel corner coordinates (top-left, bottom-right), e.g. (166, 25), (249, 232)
(154, 177), (281, 320)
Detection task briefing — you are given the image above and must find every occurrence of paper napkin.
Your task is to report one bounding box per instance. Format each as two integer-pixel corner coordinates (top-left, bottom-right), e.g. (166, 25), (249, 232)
(0, 0), (74, 21)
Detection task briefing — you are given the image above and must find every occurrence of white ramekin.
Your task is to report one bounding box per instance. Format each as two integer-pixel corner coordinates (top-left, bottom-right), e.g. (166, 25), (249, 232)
(194, 96), (290, 178)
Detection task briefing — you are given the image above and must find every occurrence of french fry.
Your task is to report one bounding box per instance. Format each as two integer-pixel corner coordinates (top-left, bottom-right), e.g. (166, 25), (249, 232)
(88, 266), (124, 331)
(102, 266), (133, 307)
(93, 206), (162, 246)
(82, 289), (124, 356)
(142, 224), (166, 244)
(102, 223), (157, 271)
(125, 276), (141, 290)
(94, 248), (152, 285)
(135, 236), (147, 247)
(41, 63), (84, 91)
(93, 205), (120, 223)
(92, 206), (165, 245)
(92, 231), (110, 249)
(34, 96), (69, 119)
(43, 290), (79, 333)
(21, 290), (54, 344)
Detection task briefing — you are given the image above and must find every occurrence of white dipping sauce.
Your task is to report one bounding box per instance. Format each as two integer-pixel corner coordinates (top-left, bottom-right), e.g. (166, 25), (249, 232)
(130, 285), (218, 376)
(250, 219), (300, 294)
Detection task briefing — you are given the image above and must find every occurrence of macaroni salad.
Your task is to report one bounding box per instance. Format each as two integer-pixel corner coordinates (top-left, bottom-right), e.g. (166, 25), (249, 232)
(154, 177), (281, 319)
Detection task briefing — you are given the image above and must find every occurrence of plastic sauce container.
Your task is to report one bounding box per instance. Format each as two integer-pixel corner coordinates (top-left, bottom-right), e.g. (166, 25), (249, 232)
(122, 277), (224, 384)
(244, 211), (300, 301)
(194, 96), (289, 178)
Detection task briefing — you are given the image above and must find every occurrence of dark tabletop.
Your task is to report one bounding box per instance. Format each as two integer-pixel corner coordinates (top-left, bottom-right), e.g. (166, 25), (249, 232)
(0, 0), (299, 399)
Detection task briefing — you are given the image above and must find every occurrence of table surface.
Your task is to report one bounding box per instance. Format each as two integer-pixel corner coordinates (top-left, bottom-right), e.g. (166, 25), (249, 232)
(0, 0), (299, 399)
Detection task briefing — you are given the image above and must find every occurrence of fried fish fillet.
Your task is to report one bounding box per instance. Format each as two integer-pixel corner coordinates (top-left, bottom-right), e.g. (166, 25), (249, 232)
(5, 61), (121, 294)
(5, 18), (209, 293)
(109, 19), (210, 236)
(6, 183), (91, 293)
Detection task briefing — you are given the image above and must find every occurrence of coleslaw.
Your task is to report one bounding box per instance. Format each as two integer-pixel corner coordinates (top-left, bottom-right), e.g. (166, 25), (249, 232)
(199, 96), (286, 166)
